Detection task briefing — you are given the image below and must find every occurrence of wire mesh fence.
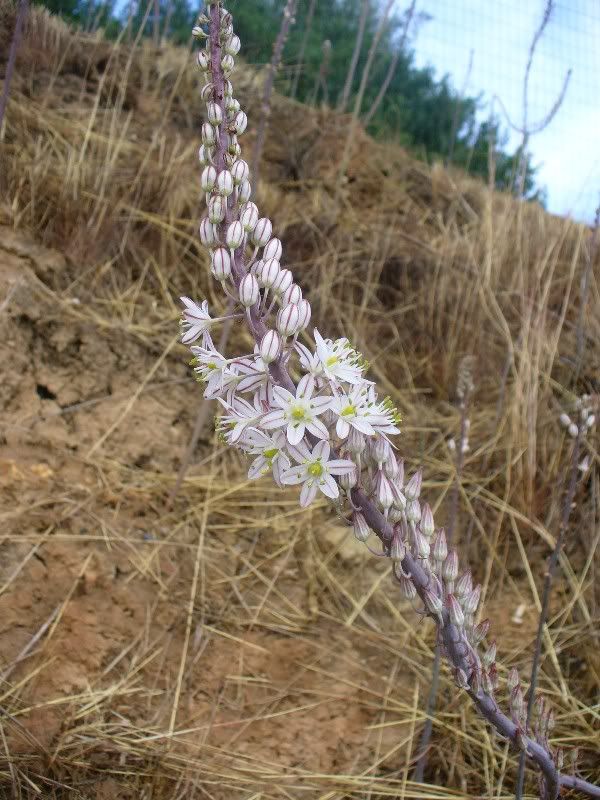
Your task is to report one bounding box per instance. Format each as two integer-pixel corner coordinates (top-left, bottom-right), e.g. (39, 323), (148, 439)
(410, 0), (599, 220)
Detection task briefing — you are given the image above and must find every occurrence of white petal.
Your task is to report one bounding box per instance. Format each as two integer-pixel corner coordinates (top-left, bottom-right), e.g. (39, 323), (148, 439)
(272, 385), (294, 408)
(281, 467), (307, 485)
(287, 423), (306, 446)
(248, 456), (267, 480)
(313, 440), (330, 461)
(311, 395), (332, 412)
(261, 410), (286, 429)
(319, 474), (339, 499)
(336, 418), (350, 438)
(306, 418), (330, 440)
(328, 459), (355, 475)
(300, 481), (318, 507)
(297, 374), (314, 401)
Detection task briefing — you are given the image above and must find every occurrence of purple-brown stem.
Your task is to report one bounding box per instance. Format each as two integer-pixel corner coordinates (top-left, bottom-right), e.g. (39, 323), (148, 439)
(205, 7), (599, 797)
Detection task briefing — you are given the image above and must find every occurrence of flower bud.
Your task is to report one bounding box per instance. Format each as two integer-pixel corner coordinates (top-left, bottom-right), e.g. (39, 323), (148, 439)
(233, 110), (248, 134)
(239, 274), (259, 307)
(482, 641), (496, 668)
(250, 258), (264, 277)
(200, 165), (217, 192)
(471, 618), (490, 644)
(260, 258), (280, 288)
(200, 83), (215, 102)
(374, 471), (394, 511)
(225, 220), (244, 250)
(221, 54), (235, 74)
(353, 512), (370, 542)
(510, 685), (525, 723)
(272, 268), (293, 296)
(216, 169), (234, 196)
(424, 590), (443, 622)
(224, 79), (233, 97)
(383, 454), (399, 480)
(388, 506), (403, 523)
(276, 303), (300, 337)
(260, 329), (281, 363)
(192, 25), (208, 38)
(201, 122), (216, 146)
(559, 412), (571, 427)
(263, 237), (283, 261)
(373, 435), (392, 467)
(455, 570), (472, 599)
(238, 179), (251, 203)
(297, 298), (311, 330)
(231, 159), (249, 185)
(199, 217), (219, 248)
(196, 50), (210, 71)
(225, 34), (241, 55)
(240, 202), (259, 232)
(413, 526), (430, 559)
(432, 529), (448, 563)
(586, 414), (596, 428)
(347, 426), (366, 455)
(398, 574), (416, 600)
(405, 470), (422, 501)
(282, 283), (302, 306)
(252, 218), (273, 247)
(507, 667), (520, 692)
(447, 594), (464, 627)
(390, 533), (406, 561)
(420, 503), (434, 538)
(339, 465), (357, 491)
(568, 422), (578, 438)
(405, 499), (421, 523)
(462, 584), (481, 615)
(206, 102), (223, 126)
(208, 195), (226, 224)
(198, 144), (213, 167)
(210, 247), (231, 280)
(442, 550), (459, 584)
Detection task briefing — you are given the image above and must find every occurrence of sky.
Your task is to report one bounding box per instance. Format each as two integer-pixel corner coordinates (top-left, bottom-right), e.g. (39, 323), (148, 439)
(410, 0), (600, 221)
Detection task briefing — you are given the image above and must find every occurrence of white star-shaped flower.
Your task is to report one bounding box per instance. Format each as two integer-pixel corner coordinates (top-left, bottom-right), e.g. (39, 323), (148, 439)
(191, 340), (239, 400)
(261, 374), (332, 445)
(180, 297), (214, 344)
(238, 428), (290, 486)
(330, 383), (400, 438)
(281, 440), (355, 507)
(313, 329), (364, 385)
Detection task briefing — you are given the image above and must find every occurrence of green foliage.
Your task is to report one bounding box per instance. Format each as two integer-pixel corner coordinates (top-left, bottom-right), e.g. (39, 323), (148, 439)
(32, 0), (542, 199)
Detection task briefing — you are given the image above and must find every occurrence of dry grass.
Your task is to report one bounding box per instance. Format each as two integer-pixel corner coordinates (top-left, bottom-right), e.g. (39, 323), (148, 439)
(0, 4), (598, 798)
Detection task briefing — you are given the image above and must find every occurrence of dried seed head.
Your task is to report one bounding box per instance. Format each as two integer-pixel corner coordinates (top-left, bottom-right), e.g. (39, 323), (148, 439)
(225, 34), (241, 55)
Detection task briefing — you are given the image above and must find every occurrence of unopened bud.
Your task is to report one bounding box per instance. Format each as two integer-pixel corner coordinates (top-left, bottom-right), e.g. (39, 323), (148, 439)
(192, 25), (208, 38)
(390, 534), (406, 561)
(208, 195), (226, 224)
(413, 526), (430, 559)
(221, 54), (235, 74)
(586, 414), (595, 428)
(231, 159), (249, 185)
(276, 304), (300, 337)
(259, 329), (281, 363)
(443, 551), (459, 584)
(297, 299), (312, 330)
(405, 499), (421, 523)
(250, 259), (264, 277)
(198, 144), (213, 166)
(201, 165), (217, 192)
(349, 510), (369, 543)
(263, 237), (283, 261)
(373, 435), (392, 466)
(240, 202), (259, 232)
(282, 284), (302, 306)
(424, 590), (443, 622)
(568, 422), (578, 438)
(398, 574), (416, 600)
(510, 685), (525, 722)
(339, 464), (357, 491)
(447, 594), (464, 627)
(471, 618), (490, 644)
(432, 529), (448, 563)
(420, 503), (434, 537)
(462, 584), (481, 615)
(216, 169), (234, 196)
(272, 268), (293, 296)
(199, 217), (219, 248)
(200, 83), (214, 102)
(383, 454), (399, 480)
(201, 122), (216, 146)
(252, 218), (273, 247)
(225, 34), (241, 55)
(482, 641), (497, 668)
(210, 247), (231, 280)
(507, 667), (520, 692)
(347, 426), (366, 455)
(559, 412), (571, 428)
(405, 469), (422, 500)
(455, 570), (473, 599)
(196, 50), (210, 71)
(260, 258), (281, 288)
(239, 274), (259, 307)
(233, 110), (248, 134)
(206, 102), (223, 126)
(375, 471), (394, 511)
(226, 220), (244, 250)
(238, 179), (251, 203)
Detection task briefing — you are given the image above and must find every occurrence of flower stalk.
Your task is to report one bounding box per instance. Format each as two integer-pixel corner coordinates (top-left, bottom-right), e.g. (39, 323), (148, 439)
(180, 5), (600, 798)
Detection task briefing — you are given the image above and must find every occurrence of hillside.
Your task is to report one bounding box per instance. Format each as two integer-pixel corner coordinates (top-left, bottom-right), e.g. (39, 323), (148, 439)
(0, 5), (599, 798)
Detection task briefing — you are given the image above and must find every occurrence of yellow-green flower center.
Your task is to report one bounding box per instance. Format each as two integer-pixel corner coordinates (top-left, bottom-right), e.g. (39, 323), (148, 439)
(263, 447), (278, 460)
(207, 361), (217, 370)
(308, 462), (324, 478)
(326, 356), (339, 367)
(290, 404), (307, 421)
(341, 404), (356, 417)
